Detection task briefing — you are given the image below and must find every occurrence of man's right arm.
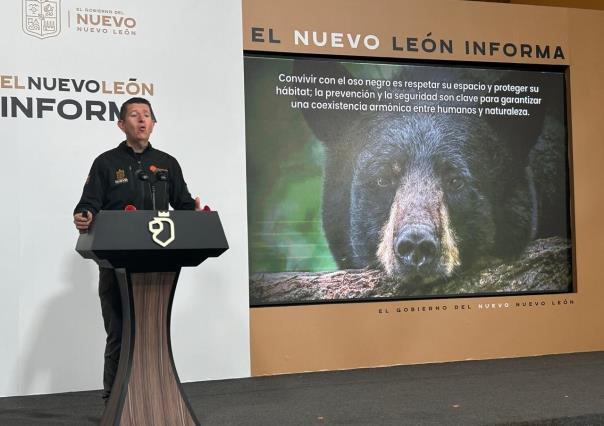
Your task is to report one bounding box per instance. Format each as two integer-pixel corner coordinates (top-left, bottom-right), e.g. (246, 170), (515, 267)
(73, 157), (106, 232)
(73, 210), (93, 232)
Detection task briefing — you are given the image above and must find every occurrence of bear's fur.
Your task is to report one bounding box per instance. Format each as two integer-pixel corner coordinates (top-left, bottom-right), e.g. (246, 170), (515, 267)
(294, 59), (570, 285)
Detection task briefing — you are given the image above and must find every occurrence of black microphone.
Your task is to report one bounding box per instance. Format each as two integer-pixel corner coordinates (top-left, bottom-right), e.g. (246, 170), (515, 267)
(136, 169), (150, 182)
(150, 165), (168, 181)
(149, 166), (169, 210)
(156, 170), (168, 182)
(135, 168), (153, 209)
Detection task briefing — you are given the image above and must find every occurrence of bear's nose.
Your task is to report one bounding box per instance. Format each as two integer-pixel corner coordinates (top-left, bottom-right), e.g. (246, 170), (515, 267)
(395, 225), (438, 270)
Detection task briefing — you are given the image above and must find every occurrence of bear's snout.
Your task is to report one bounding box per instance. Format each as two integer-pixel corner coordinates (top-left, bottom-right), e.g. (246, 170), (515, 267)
(395, 224), (439, 274)
(376, 174), (460, 283)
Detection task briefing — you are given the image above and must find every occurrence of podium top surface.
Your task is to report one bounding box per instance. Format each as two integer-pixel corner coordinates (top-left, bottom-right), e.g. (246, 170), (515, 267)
(76, 210), (228, 270)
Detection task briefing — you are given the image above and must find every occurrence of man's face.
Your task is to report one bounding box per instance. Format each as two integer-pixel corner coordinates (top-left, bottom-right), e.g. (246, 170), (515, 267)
(117, 103), (155, 144)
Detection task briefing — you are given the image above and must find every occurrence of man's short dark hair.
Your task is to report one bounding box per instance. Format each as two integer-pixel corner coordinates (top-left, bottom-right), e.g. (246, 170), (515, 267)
(119, 97), (157, 122)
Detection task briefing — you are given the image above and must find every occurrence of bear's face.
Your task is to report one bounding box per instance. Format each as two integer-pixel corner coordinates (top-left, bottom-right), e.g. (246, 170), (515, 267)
(292, 59), (554, 285)
(348, 113), (507, 283)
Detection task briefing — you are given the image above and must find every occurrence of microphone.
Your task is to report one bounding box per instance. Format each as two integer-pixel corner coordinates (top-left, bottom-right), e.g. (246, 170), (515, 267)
(149, 165), (168, 181)
(135, 168), (152, 209)
(149, 165), (169, 210)
(136, 169), (150, 182)
(156, 170), (168, 182)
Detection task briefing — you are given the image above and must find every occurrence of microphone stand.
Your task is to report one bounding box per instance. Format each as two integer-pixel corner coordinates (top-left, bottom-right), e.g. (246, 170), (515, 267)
(139, 168), (168, 211)
(156, 170), (169, 210)
(151, 184), (157, 210)
(136, 169), (154, 210)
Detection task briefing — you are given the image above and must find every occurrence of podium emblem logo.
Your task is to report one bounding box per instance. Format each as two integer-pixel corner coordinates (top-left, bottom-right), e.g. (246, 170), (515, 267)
(148, 211), (175, 247)
(23, 0), (61, 39)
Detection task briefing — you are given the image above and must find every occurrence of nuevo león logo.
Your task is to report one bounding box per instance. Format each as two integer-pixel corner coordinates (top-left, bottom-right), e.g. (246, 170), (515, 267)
(22, 0), (61, 39)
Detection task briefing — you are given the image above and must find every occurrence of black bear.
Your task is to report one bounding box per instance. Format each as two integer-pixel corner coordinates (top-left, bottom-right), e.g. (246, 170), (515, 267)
(294, 59), (570, 286)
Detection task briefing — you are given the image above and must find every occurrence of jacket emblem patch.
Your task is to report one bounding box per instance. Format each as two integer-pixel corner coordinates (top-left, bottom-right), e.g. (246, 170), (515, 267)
(115, 168), (128, 184)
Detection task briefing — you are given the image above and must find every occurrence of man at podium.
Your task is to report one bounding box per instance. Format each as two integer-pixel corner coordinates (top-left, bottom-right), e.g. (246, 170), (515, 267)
(72, 97), (203, 402)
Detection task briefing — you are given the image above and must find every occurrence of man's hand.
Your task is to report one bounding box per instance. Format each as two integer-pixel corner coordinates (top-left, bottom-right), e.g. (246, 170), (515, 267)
(194, 197), (211, 212)
(73, 211), (94, 232)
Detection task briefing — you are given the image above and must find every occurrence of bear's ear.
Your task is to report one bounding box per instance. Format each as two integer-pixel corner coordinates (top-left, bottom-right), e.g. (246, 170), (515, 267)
(488, 105), (546, 163)
(292, 59), (366, 146)
(485, 73), (561, 163)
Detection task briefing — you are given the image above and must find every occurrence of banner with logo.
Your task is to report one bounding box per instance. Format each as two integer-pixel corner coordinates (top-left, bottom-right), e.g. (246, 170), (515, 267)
(245, 53), (572, 306)
(0, 1), (248, 397)
(244, 0), (604, 378)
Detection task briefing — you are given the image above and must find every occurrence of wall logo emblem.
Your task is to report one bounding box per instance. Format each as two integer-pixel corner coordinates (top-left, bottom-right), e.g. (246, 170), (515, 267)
(23, 0), (61, 39)
(148, 211), (175, 248)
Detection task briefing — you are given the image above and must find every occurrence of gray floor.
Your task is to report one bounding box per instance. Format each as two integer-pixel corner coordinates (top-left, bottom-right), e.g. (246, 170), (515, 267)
(1, 352), (603, 425)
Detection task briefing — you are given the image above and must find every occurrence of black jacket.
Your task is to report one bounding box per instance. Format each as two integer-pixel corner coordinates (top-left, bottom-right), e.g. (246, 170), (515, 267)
(74, 141), (195, 214)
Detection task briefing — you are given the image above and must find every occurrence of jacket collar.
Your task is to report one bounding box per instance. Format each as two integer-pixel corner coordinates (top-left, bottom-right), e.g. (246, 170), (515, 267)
(119, 140), (153, 158)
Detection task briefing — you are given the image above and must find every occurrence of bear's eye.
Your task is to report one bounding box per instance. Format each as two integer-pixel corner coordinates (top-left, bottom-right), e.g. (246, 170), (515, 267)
(377, 176), (393, 188)
(447, 176), (464, 191)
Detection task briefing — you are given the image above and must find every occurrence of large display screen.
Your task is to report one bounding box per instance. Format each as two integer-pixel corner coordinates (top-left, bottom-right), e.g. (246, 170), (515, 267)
(245, 53), (573, 306)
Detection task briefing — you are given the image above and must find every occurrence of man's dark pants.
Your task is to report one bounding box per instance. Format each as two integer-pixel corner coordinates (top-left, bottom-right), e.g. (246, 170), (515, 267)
(98, 267), (122, 401)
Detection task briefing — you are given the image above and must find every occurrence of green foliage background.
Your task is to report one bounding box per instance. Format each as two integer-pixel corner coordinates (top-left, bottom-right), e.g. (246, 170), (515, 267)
(245, 56), (336, 273)
(244, 55), (415, 273)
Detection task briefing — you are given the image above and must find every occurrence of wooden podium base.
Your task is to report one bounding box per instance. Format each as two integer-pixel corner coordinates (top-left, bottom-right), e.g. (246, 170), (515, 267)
(101, 269), (199, 426)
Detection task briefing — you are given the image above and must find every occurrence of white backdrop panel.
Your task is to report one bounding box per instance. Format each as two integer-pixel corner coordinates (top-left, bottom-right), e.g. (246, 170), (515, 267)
(0, 0), (249, 397)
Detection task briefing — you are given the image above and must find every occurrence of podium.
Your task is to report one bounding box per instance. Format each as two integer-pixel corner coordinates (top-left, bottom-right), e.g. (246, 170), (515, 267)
(76, 210), (228, 426)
